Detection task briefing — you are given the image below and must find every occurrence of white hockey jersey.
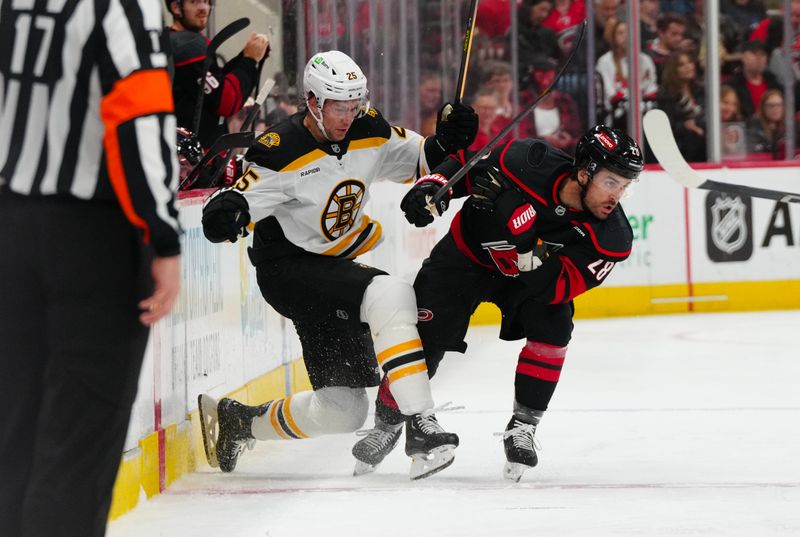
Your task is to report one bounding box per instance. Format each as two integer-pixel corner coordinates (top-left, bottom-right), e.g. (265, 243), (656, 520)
(226, 108), (432, 258)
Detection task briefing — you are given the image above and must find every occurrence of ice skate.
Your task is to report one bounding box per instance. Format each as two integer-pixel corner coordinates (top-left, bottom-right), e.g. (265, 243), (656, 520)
(405, 412), (459, 480)
(352, 417), (403, 476)
(198, 395), (264, 473)
(501, 416), (540, 482)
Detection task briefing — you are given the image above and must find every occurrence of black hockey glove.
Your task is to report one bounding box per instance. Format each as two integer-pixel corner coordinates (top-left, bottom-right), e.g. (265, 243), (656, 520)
(202, 189), (251, 243)
(435, 102), (479, 153)
(471, 166), (515, 211)
(400, 173), (451, 227)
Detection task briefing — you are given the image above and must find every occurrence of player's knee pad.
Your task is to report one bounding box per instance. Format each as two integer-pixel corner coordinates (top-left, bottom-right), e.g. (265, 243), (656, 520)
(360, 275), (418, 336)
(310, 386), (369, 433)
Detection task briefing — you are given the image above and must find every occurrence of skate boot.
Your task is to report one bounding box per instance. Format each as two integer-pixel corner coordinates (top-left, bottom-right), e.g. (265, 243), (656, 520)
(351, 417), (404, 476)
(405, 412), (459, 480)
(198, 395), (269, 472)
(501, 416), (540, 482)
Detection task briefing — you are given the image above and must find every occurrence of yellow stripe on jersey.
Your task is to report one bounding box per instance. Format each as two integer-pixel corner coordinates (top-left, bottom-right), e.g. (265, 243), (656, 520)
(387, 361), (428, 383)
(376, 339), (423, 366)
(321, 217), (371, 256)
(346, 220), (383, 259)
(349, 136), (389, 151)
(280, 149), (328, 172)
(282, 396), (309, 439)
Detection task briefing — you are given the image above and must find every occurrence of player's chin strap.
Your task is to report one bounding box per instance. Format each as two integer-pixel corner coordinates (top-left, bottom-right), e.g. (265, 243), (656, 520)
(308, 100), (334, 142)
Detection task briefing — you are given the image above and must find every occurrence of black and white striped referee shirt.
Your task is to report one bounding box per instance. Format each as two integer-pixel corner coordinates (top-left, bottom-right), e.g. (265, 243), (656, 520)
(0, 0), (181, 256)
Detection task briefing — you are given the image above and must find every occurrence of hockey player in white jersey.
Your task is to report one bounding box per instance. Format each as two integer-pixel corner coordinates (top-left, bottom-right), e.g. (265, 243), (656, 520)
(198, 50), (478, 480)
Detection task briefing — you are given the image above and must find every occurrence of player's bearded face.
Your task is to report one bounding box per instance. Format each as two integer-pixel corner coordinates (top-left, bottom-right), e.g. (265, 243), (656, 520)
(584, 169), (632, 219)
(321, 99), (360, 141)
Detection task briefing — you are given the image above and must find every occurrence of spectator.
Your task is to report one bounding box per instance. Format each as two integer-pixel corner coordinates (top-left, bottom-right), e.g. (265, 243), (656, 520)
(525, 59), (582, 153)
(746, 89), (788, 159)
(166, 0), (270, 147)
(727, 40), (782, 120)
(592, 0), (621, 59)
(720, 85), (748, 157)
(722, 0), (768, 44)
(476, 0), (514, 38)
(659, 0), (694, 15)
(417, 71), (444, 137)
(657, 51), (706, 162)
(640, 0), (661, 47)
(542, 0), (586, 37)
(595, 19), (658, 129)
(646, 13), (688, 80)
(481, 61), (516, 130)
(469, 89), (502, 150)
(518, 0), (560, 74)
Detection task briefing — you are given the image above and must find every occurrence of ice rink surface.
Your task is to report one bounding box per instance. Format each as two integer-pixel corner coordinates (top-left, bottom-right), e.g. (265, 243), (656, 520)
(108, 311), (800, 537)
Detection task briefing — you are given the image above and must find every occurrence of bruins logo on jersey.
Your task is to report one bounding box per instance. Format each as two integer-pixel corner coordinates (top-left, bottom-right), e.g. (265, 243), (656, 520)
(322, 180), (365, 241)
(257, 132), (281, 148)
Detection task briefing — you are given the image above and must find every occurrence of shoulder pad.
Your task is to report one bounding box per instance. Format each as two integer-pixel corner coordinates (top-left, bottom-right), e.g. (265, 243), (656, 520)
(347, 107), (391, 141)
(246, 114), (317, 171)
(494, 139), (574, 195)
(170, 31), (207, 64)
(581, 205), (633, 261)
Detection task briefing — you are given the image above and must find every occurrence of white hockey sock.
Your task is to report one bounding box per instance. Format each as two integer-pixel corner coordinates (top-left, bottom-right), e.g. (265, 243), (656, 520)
(250, 387), (368, 440)
(374, 325), (434, 415)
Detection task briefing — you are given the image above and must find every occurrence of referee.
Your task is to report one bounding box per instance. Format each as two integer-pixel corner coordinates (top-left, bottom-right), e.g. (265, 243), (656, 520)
(0, 0), (181, 536)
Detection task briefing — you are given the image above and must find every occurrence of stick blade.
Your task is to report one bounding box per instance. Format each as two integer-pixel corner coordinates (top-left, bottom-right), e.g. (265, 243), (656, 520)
(643, 109), (705, 189)
(208, 17), (250, 55)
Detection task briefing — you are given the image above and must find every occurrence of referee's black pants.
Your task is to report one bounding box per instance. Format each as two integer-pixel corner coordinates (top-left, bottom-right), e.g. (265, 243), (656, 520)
(0, 195), (151, 537)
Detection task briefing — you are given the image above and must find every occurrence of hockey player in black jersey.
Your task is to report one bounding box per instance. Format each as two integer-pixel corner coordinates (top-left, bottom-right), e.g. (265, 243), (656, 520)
(198, 50), (478, 480)
(166, 0), (269, 149)
(352, 125), (644, 481)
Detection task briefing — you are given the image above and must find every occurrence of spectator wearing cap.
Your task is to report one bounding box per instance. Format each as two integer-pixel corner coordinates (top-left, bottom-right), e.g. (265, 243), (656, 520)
(727, 39), (782, 120)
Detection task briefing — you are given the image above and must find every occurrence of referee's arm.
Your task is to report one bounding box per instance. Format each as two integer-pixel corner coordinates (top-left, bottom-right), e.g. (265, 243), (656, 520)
(98, 0), (181, 258)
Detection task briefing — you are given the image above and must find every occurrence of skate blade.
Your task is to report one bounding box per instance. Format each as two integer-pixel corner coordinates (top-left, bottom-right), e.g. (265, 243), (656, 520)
(353, 460), (378, 476)
(198, 394), (220, 468)
(409, 445), (456, 480)
(503, 461), (532, 483)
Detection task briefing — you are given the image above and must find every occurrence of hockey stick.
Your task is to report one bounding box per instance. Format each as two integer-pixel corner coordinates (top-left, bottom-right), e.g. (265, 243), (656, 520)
(190, 17), (251, 136)
(455, 0), (480, 103)
(430, 20), (588, 210)
(179, 131), (255, 190)
(643, 109), (800, 204)
(207, 77), (276, 188)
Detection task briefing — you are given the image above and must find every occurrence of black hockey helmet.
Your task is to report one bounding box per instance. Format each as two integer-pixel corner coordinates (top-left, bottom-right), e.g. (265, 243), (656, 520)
(575, 125), (644, 180)
(176, 127), (203, 181)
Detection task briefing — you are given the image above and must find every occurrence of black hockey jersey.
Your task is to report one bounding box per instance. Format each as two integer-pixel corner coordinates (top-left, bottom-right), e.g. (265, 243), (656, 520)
(440, 139), (633, 304)
(169, 30), (258, 147)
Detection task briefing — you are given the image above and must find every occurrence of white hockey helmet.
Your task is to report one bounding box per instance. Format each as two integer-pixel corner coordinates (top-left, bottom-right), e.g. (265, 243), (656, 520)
(303, 51), (369, 121)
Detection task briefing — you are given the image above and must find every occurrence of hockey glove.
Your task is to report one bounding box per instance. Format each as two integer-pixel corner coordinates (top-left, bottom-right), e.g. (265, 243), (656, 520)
(400, 173), (451, 227)
(470, 166), (515, 211)
(202, 189), (251, 243)
(435, 102), (479, 153)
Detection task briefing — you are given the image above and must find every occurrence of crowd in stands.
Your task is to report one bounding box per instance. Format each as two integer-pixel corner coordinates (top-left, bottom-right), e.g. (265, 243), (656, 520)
(237, 0), (800, 165)
(465, 0), (800, 161)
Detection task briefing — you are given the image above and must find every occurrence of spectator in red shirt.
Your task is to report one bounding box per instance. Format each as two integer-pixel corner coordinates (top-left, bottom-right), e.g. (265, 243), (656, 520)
(727, 40), (782, 120)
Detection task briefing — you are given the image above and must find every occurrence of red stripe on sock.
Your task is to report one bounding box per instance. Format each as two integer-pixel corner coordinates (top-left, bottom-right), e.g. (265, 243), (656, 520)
(516, 362), (562, 382)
